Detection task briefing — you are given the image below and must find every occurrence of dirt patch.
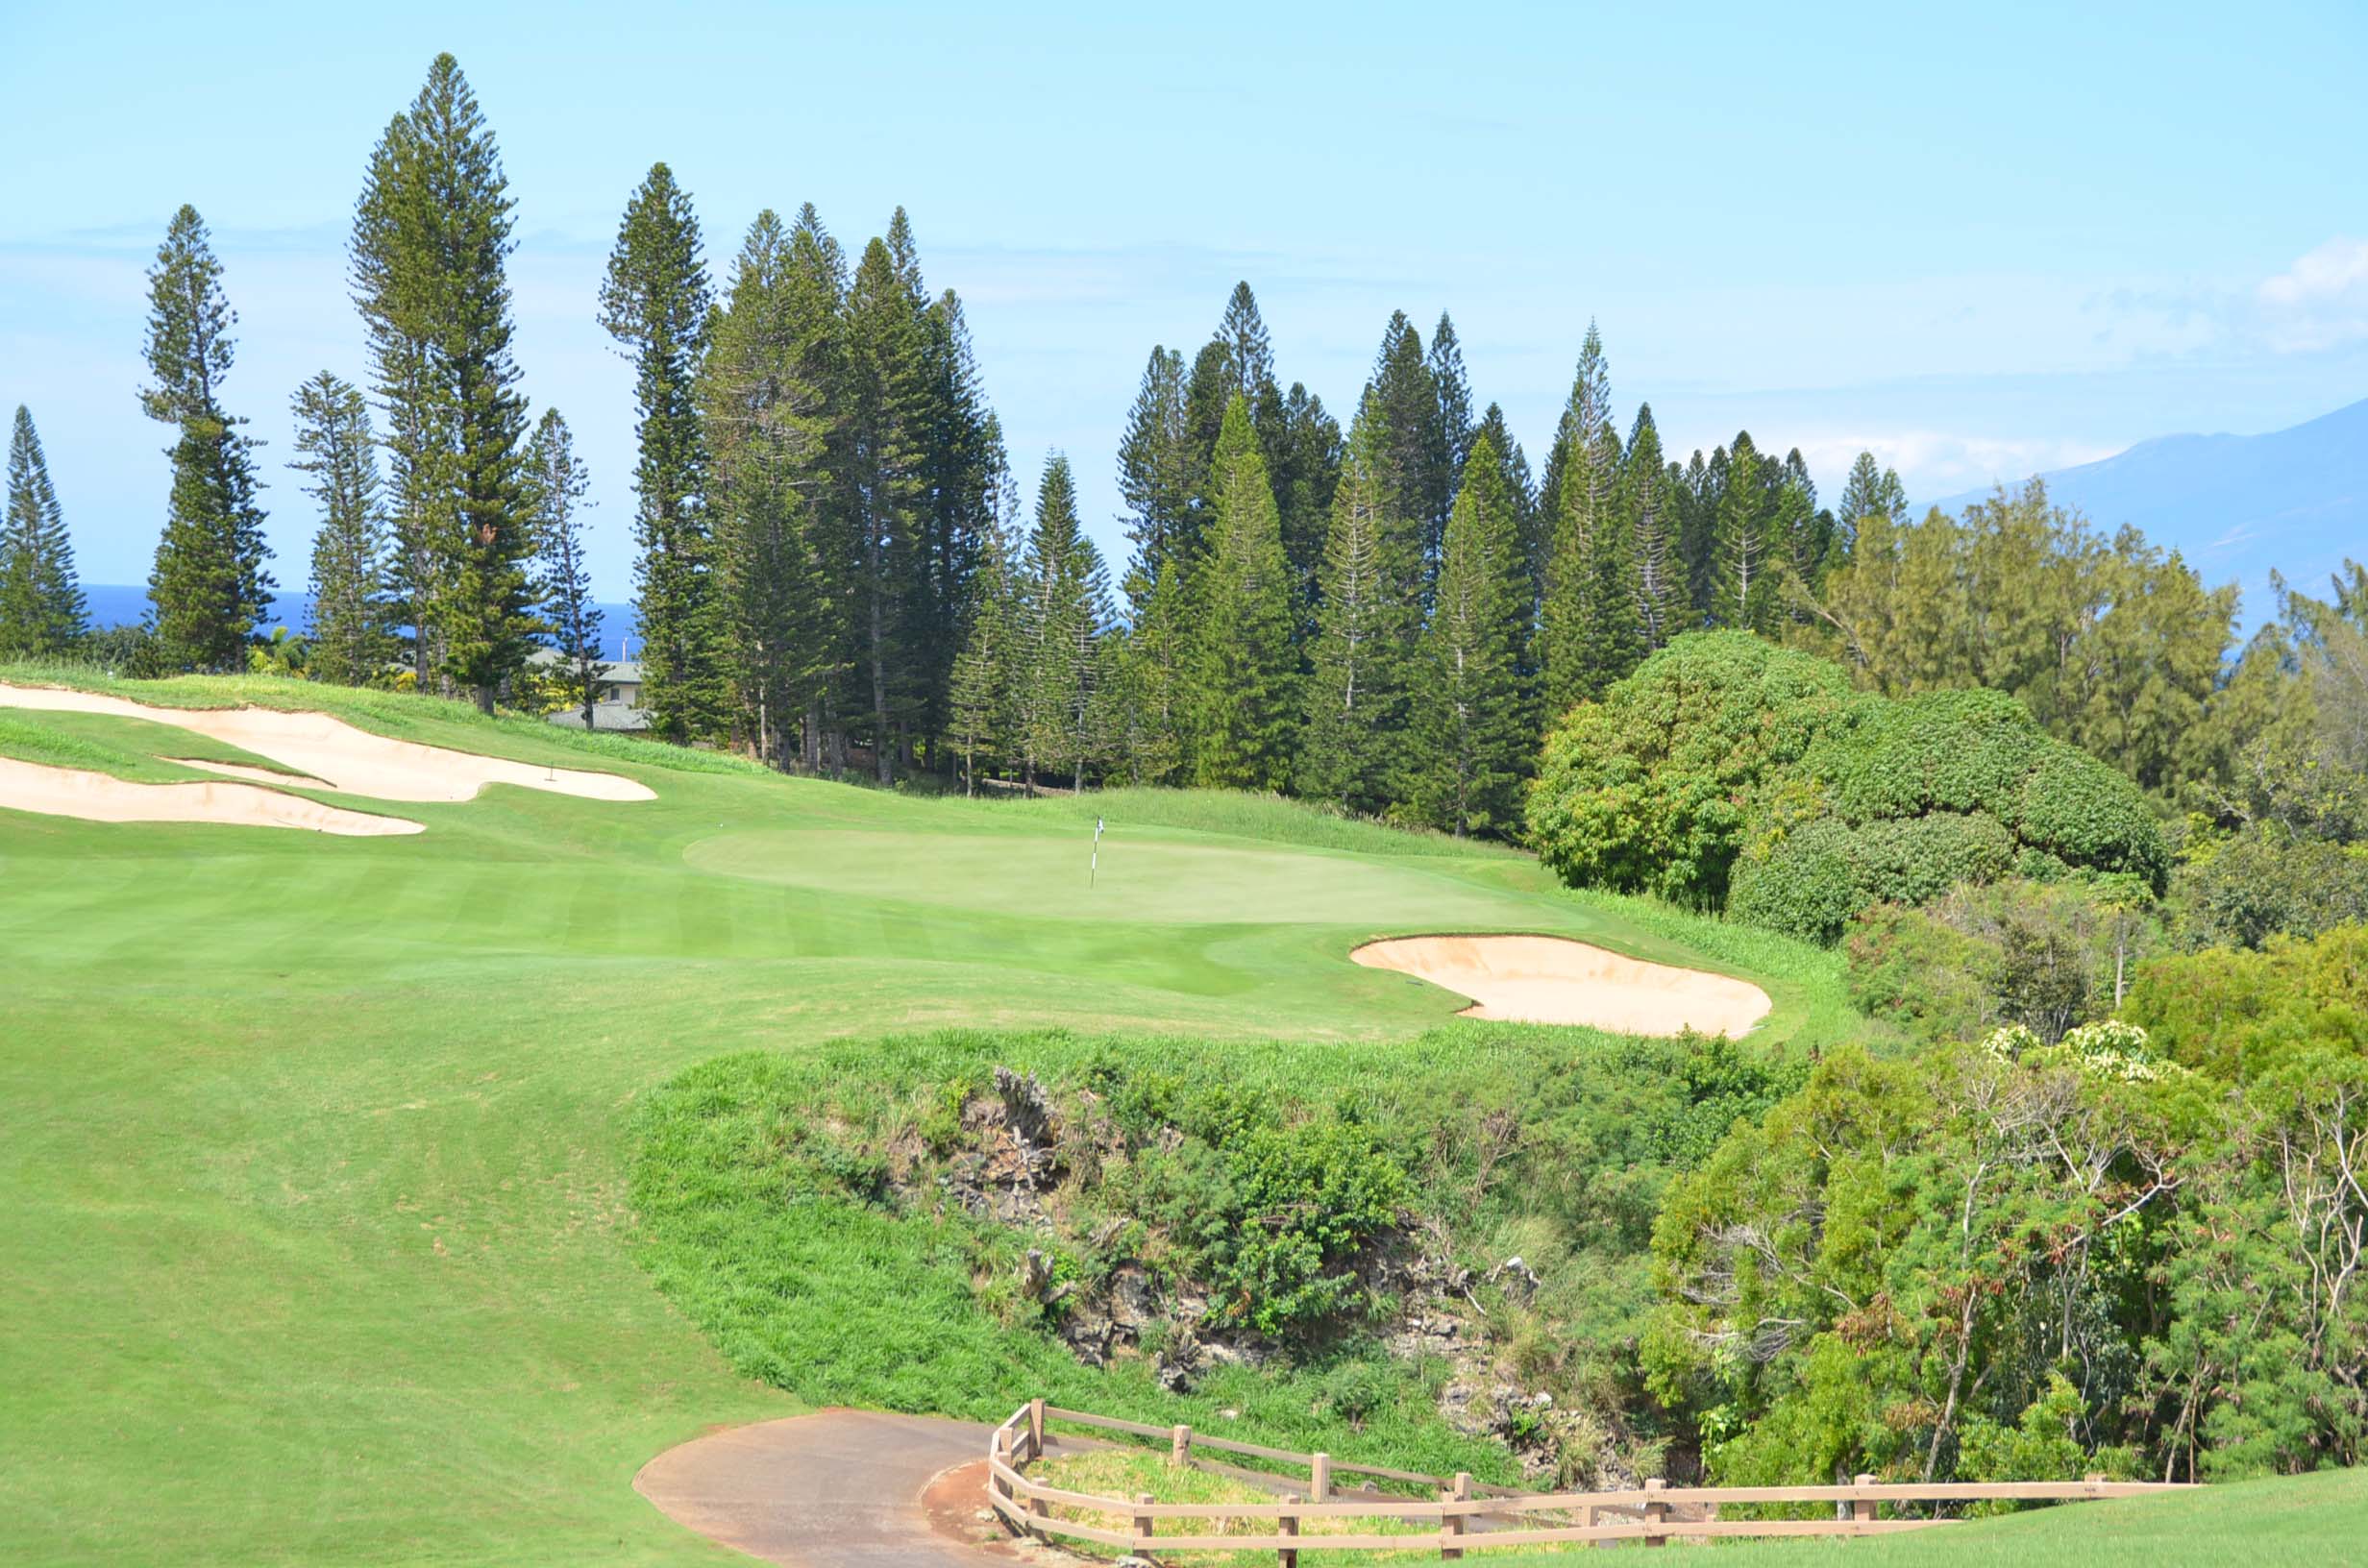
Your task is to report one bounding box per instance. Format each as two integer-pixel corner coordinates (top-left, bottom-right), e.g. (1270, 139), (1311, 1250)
(0, 755), (421, 836)
(1351, 934), (1771, 1038)
(0, 683), (654, 804)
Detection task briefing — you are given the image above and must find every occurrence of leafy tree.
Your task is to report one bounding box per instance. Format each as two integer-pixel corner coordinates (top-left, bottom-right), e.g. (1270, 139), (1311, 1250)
(602, 161), (720, 740)
(1188, 396), (1299, 790)
(351, 54), (534, 709)
(1298, 401), (1415, 812)
(142, 205), (272, 671)
(1405, 429), (1531, 835)
(524, 407), (604, 732)
(289, 373), (394, 686)
(0, 406), (86, 658)
(1526, 632), (1859, 904)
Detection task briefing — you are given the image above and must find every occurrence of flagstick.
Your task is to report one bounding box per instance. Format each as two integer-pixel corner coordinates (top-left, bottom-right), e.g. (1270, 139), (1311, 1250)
(1091, 815), (1103, 889)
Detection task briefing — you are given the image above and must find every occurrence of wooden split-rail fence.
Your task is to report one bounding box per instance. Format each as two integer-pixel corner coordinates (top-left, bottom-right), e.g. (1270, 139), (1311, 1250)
(984, 1398), (2191, 1559)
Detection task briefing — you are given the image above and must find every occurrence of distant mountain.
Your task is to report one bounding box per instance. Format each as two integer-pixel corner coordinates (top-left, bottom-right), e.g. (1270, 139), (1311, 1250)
(80, 585), (644, 663)
(1933, 395), (2368, 623)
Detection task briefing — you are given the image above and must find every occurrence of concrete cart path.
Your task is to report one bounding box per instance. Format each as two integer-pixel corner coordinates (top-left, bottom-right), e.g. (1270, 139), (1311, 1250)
(635, 1409), (1024, 1566)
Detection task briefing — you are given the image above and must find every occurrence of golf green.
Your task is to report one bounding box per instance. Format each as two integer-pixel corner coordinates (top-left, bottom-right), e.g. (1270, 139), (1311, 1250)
(0, 674), (1799, 1567)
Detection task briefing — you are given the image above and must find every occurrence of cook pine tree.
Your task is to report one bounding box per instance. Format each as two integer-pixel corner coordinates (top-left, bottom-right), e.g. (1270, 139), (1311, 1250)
(525, 407), (605, 733)
(352, 53), (537, 710)
(0, 405), (86, 658)
(143, 205), (272, 671)
(1407, 429), (1531, 836)
(1187, 396), (1298, 790)
(1540, 321), (1637, 710)
(1297, 399), (1414, 813)
(290, 372), (395, 686)
(602, 161), (721, 741)
(1015, 453), (1107, 793)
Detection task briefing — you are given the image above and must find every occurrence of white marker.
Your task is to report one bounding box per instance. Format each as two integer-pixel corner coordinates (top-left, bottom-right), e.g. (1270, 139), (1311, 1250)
(1091, 815), (1104, 888)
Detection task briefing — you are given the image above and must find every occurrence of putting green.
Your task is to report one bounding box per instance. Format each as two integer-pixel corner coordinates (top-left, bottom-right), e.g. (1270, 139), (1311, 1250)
(687, 825), (1536, 925)
(0, 670), (1820, 1568)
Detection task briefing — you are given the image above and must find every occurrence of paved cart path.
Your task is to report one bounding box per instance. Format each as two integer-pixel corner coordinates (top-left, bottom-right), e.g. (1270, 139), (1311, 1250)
(635, 1409), (1024, 1567)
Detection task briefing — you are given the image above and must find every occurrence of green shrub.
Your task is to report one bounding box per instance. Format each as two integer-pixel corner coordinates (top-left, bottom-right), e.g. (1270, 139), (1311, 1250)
(1844, 878), (2154, 1044)
(1526, 632), (1860, 905)
(2172, 834), (2368, 950)
(1729, 689), (2168, 943)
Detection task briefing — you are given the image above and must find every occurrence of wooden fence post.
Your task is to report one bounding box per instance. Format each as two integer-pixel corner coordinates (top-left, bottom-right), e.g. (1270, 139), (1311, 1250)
(1170, 1423), (1193, 1468)
(1134, 1492), (1154, 1554)
(1312, 1451), (1331, 1502)
(990, 1430), (1007, 1507)
(1442, 1472), (1470, 1560)
(1578, 1501), (1597, 1550)
(1643, 1477), (1667, 1547)
(1853, 1473), (1877, 1528)
(1280, 1492), (1302, 1568)
(1028, 1397), (1045, 1458)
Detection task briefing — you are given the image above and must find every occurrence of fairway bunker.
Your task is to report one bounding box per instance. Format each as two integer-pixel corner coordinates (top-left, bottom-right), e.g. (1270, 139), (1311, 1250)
(0, 755), (422, 836)
(0, 683), (655, 804)
(1352, 933), (1772, 1038)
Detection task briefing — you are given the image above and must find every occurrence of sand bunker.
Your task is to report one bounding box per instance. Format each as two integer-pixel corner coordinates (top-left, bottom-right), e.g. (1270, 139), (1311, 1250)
(166, 758), (332, 788)
(0, 683), (654, 804)
(0, 756), (421, 836)
(1352, 934), (1772, 1038)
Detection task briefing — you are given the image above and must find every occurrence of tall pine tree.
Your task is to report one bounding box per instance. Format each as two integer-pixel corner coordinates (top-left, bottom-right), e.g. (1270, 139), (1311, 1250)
(1363, 312), (1451, 565)
(602, 161), (720, 740)
(1406, 427), (1530, 836)
(1428, 311), (1474, 491)
(1539, 322), (1634, 710)
(1619, 404), (1687, 652)
(841, 228), (929, 782)
(351, 54), (534, 710)
(1297, 398), (1415, 812)
(1711, 431), (1784, 632)
(1015, 454), (1108, 792)
(1118, 346), (1195, 600)
(525, 408), (604, 731)
(290, 373), (393, 685)
(947, 448), (1020, 795)
(0, 406), (86, 658)
(143, 205), (271, 671)
(1187, 395), (1298, 790)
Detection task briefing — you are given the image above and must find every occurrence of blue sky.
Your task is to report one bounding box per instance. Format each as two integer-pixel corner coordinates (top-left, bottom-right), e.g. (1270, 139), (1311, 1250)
(3, 0), (2365, 601)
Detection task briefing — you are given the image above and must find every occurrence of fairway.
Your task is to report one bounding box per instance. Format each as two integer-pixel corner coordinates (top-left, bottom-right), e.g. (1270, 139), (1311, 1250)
(0, 675), (1807, 1567)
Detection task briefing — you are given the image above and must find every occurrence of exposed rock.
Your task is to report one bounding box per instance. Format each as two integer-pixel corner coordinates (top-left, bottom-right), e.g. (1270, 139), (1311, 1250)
(994, 1066), (1055, 1147)
(1488, 1256), (1542, 1300)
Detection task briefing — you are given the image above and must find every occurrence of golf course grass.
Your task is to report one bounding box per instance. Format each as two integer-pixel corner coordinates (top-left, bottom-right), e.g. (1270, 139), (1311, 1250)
(0, 670), (2346, 1566)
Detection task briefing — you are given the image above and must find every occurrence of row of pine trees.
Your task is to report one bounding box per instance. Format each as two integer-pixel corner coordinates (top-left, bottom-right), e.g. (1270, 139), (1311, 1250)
(946, 290), (1894, 834)
(6, 51), (1910, 839)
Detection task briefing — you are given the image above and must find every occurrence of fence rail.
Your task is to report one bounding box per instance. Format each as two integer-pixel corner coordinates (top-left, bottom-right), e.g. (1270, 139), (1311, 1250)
(984, 1398), (2193, 1558)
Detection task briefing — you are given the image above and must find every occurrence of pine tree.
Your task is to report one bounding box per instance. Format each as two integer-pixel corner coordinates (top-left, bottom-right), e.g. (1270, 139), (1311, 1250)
(1215, 282), (1275, 404)
(913, 285), (999, 767)
(1111, 555), (1191, 785)
(1472, 402), (1542, 621)
(290, 373), (394, 685)
(842, 230), (930, 783)
(1711, 431), (1784, 632)
(1016, 454), (1108, 792)
(1270, 381), (1342, 634)
(1117, 346), (1194, 606)
(1297, 400), (1415, 812)
(1428, 312), (1475, 491)
(1539, 322), (1632, 709)
(1363, 312), (1451, 564)
(1676, 447), (1718, 621)
(1406, 428), (1529, 836)
(1834, 451), (1906, 567)
(522, 408), (604, 731)
(351, 54), (533, 710)
(602, 161), (720, 741)
(0, 406), (86, 657)
(1187, 395), (1298, 790)
(142, 205), (272, 671)
(947, 478), (1018, 795)
(1619, 404), (1686, 652)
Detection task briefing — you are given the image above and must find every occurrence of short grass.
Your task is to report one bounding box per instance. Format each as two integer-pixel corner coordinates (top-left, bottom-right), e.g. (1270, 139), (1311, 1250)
(3, 666), (2294, 1568)
(0, 708), (312, 785)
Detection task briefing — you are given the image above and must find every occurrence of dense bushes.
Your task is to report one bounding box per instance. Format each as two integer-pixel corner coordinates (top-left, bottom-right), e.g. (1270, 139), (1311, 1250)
(1845, 879), (2157, 1044)
(1651, 928), (2368, 1487)
(1526, 632), (1858, 905)
(1531, 642), (2170, 943)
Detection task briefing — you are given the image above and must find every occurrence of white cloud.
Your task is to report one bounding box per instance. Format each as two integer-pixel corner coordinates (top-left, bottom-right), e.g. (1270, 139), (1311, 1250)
(2256, 236), (2368, 352)
(1785, 430), (2120, 502)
